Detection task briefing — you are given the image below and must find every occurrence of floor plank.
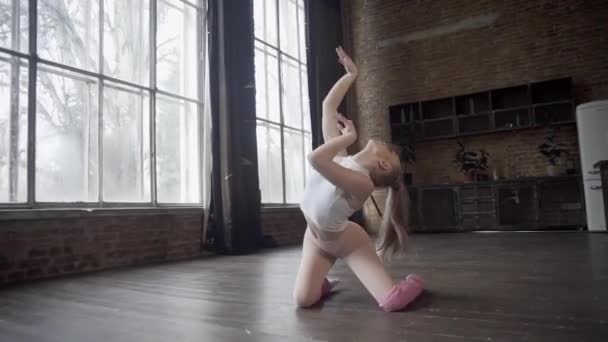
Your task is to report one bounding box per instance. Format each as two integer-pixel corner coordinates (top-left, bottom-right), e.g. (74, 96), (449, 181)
(1, 232), (607, 341)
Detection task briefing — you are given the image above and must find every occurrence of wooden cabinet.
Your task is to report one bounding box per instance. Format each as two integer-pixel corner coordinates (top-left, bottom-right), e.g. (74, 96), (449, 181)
(419, 188), (459, 231)
(409, 176), (585, 232)
(389, 77), (574, 143)
(460, 185), (497, 230)
(496, 182), (537, 227)
(408, 187), (419, 227)
(408, 187), (459, 232)
(537, 178), (585, 228)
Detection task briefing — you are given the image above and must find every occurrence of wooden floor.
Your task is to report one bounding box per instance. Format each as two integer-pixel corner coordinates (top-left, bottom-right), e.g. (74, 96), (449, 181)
(1, 232), (608, 342)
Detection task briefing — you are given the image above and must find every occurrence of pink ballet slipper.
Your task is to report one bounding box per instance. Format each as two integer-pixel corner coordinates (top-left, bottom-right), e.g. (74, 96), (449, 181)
(321, 278), (332, 298)
(406, 274), (424, 287)
(319, 278), (339, 301)
(379, 274), (424, 312)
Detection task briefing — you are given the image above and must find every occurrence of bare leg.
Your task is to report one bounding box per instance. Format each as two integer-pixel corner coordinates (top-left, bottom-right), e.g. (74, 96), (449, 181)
(293, 228), (337, 307)
(338, 222), (423, 311)
(338, 222), (396, 302)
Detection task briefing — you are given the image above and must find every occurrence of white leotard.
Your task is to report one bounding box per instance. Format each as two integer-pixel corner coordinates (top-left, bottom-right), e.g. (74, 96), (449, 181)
(300, 156), (369, 232)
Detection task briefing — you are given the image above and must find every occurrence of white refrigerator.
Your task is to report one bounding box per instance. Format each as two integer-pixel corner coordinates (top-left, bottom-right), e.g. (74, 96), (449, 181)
(577, 100), (608, 231)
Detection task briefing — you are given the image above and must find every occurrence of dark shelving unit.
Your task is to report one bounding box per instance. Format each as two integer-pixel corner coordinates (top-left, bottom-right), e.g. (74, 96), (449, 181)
(389, 77), (574, 143)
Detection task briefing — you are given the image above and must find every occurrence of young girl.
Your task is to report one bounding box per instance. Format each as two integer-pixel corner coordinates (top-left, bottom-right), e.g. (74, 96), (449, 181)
(294, 47), (423, 312)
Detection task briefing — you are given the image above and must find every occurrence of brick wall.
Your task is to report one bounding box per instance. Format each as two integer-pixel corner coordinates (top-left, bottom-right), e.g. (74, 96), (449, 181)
(0, 207), (309, 287)
(362, 189), (387, 234)
(260, 206), (381, 240)
(341, 0), (608, 225)
(261, 208), (307, 246)
(0, 210), (203, 286)
(414, 125), (580, 184)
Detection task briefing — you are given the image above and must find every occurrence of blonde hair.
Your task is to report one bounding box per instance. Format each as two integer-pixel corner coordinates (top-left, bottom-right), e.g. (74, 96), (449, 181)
(369, 148), (410, 261)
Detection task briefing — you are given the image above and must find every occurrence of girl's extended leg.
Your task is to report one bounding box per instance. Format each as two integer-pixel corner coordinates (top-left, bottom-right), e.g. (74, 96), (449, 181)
(338, 222), (395, 302)
(339, 222), (423, 311)
(293, 228), (337, 307)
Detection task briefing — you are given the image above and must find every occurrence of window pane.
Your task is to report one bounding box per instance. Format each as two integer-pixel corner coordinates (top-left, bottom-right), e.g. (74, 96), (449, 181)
(0, 0), (28, 53)
(36, 66), (99, 202)
(279, 0), (299, 58)
(284, 129), (304, 203)
(253, 0), (277, 46)
(281, 56), (302, 129)
(103, 0), (150, 85)
(0, 55), (28, 203)
(156, 95), (201, 203)
(254, 42), (280, 123)
(157, 0), (198, 99)
(257, 121), (283, 203)
(297, 0), (306, 62)
(301, 66), (310, 132)
(38, 0), (99, 71)
(102, 83), (150, 202)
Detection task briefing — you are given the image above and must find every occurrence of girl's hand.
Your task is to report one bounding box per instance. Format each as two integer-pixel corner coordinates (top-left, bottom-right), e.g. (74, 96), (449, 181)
(337, 113), (357, 143)
(336, 46), (358, 76)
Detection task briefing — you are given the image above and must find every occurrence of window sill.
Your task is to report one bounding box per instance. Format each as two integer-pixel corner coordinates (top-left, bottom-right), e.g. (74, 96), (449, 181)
(261, 205), (300, 212)
(0, 207), (204, 221)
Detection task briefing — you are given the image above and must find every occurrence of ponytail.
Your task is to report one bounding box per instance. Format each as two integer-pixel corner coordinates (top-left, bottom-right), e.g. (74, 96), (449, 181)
(377, 180), (410, 261)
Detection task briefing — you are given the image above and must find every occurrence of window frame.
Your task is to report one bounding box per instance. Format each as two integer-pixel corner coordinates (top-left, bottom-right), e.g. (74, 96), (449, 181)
(0, 0), (208, 209)
(254, 0), (310, 206)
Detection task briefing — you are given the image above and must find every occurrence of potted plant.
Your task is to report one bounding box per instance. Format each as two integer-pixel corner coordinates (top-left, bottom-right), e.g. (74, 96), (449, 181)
(538, 127), (568, 176)
(453, 141), (490, 182)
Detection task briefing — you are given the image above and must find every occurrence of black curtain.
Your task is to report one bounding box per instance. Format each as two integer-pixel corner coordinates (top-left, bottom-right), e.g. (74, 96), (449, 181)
(206, 0), (262, 254)
(305, 0), (344, 148)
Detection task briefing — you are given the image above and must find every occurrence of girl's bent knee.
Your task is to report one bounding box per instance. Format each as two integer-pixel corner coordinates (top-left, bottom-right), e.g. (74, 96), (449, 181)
(293, 289), (318, 308)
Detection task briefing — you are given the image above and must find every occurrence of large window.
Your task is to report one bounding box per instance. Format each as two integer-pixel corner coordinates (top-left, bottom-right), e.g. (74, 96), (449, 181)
(0, 0), (208, 207)
(254, 0), (310, 204)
